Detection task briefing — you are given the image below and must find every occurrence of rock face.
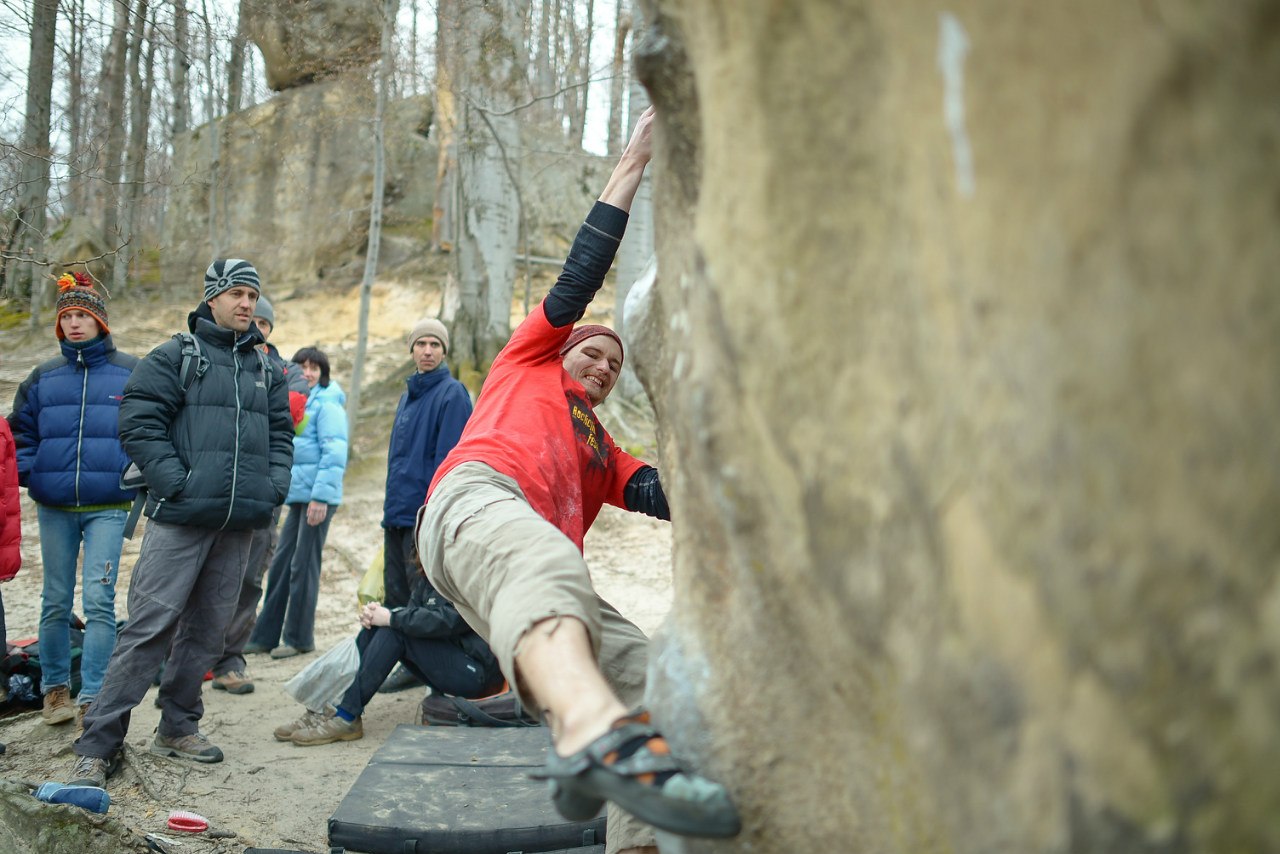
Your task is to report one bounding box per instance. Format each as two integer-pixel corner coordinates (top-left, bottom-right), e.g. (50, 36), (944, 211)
(163, 72), (436, 292)
(161, 72), (609, 298)
(243, 0), (385, 91)
(632, 2), (1280, 852)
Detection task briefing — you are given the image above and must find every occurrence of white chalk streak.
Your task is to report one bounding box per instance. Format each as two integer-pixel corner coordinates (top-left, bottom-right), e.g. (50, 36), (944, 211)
(938, 12), (976, 198)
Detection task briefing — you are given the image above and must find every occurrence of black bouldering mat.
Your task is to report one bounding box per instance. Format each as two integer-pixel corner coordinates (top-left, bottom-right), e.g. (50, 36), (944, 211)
(328, 724), (606, 854)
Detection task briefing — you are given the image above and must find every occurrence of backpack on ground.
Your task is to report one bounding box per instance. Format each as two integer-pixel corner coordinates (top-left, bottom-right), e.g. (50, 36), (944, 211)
(418, 688), (541, 728)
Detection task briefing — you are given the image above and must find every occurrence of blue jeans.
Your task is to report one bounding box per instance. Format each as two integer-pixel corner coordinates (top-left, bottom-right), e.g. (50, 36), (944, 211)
(37, 505), (127, 703)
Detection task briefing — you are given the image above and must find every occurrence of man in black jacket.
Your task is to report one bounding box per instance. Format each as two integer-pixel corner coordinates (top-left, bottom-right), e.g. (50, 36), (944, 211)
(71, 259), (294, 787)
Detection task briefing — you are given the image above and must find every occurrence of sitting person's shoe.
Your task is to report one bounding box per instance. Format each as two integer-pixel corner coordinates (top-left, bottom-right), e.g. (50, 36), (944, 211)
(270, 645), (312, 659)
(150, 730), (224, 763)
(42, 685), (76, 725)
(531, 709), (741, 839)
(377, 664), (422, 694)
(291, 713), (363, 746)
(211, 670), (255, 694)
(70, 753), (120, 788)
(274, 708), (333, 742)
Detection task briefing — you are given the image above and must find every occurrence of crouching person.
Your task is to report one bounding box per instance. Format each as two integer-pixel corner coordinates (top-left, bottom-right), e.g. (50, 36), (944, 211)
(276, 570), (503, 745)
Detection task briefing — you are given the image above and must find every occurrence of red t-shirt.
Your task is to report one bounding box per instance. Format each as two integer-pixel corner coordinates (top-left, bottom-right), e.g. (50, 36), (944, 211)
(428, 302), (646, 552)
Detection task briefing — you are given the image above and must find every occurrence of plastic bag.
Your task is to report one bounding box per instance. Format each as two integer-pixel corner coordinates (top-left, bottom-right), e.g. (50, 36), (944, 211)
(282, 637), (360, 713)
(357, 548), (384, 606)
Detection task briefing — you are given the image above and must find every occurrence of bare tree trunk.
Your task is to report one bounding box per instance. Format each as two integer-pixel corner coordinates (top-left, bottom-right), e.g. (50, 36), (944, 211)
(443, 0), (524, 385)
(566, 0), (593, 147)
(200, 0), (221, 257)
(66, 0), (87, 215)
(114, 0), (150, 294)
(7, 0), (59, 309)
(102, 0), (132, 283)
(533, 0), (552, 119)
(347, 0), (396, 425)
(225, 0), (247, 113)
(431, 0), (459, 253)
(172, 0), (190, 134)
(611, 83), (651, 400)
(408, 0), (419, 95)
(117, 0), (156, 294)
(605, 2), (630, 155)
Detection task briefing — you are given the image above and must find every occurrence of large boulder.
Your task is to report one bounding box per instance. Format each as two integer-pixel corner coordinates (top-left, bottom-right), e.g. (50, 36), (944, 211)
(243, 0), (385, 91)
(633, 1), (1280, 852)
(162, 72), (436, 293)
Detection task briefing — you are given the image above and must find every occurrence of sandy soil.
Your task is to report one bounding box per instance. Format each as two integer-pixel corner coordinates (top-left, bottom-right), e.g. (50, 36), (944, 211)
(0, 276), (671, 852)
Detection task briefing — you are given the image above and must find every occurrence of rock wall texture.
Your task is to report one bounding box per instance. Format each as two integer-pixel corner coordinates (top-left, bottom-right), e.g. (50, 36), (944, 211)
(162, 74), (609, 297)
(243, 0), (384, 91)
(631, 2), (1280, 852)
(163, 72), (436, 292)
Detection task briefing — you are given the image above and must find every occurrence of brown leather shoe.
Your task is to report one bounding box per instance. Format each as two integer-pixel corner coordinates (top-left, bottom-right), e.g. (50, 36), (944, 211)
(42, 686), (75, 725)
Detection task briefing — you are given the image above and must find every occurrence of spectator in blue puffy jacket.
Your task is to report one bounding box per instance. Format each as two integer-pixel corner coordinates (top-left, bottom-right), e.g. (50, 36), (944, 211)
(381, 318), (472, 609)
(250, 347), (348, 658)
(7, 273), (138, 730)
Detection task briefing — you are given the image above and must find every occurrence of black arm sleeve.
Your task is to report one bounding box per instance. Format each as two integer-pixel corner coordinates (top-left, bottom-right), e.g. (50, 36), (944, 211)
(544, 201), (630, 328)
(623, 465), (670, 521)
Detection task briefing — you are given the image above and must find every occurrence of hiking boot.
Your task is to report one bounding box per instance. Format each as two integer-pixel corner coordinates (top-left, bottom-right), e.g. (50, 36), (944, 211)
(291, 714), (363, 746)
(42, 686), (75, 725)
(273, 708), (332, 742)
(270, 645), (311, 659)
(69, 753), (119, 788)
(150, 730), (224, 763)
(211, 670), (255, 695)
(76, 702), (90, 735)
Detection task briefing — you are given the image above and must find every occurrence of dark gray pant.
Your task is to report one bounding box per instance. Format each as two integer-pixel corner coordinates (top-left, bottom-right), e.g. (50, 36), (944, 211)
(250, 503), (335, 651)
(214, 507), (280, 676)
(74, 521), (252, 759)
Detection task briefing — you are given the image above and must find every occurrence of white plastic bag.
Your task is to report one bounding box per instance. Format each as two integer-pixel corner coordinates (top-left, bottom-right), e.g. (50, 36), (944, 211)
(282, 636), (360, 713)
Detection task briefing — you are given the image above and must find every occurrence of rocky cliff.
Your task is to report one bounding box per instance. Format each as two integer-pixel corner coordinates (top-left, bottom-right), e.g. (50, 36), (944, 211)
(632, 2), (1280, 852)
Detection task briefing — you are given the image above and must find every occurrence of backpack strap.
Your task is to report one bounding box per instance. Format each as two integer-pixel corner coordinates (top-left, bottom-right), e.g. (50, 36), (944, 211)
(173, 332), (208, 396)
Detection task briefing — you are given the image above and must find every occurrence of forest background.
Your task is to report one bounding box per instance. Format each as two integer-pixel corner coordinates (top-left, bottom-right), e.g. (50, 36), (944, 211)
(0, 2), (671, 851)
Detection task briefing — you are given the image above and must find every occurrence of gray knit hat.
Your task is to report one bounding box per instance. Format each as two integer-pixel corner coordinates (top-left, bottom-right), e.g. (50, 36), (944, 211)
(407, 317), (450, 354)
(254, 295), (276, 330)
(204, 258), (262, 301)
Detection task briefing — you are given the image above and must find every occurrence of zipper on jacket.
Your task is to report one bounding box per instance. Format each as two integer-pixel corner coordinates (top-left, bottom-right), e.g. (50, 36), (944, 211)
(222, 348), (243, 531)
(74, 349), (88, 506)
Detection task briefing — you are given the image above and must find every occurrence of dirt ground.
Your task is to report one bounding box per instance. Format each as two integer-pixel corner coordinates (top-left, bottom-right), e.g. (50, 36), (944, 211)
(0, 275), (672, 852)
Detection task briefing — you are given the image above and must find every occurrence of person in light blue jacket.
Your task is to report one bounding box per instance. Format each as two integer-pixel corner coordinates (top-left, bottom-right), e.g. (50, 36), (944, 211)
(250, 347), (348, 657)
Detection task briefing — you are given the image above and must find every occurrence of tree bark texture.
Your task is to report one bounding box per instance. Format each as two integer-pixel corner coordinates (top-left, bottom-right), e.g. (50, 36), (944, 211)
(101, 0), (132, 278)
(444, 0), (524, 388)
(172, 0), (190, 135)
(115, 0), (153, 294)
(347, 0), (396, 425)
(8, 0), (59, 304)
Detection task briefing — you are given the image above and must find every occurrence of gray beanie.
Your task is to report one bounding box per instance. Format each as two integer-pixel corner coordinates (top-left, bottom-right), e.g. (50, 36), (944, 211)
(254, 295), (275, 330)
(407, 317), (450, 354)
(204, 258), (262, 301)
